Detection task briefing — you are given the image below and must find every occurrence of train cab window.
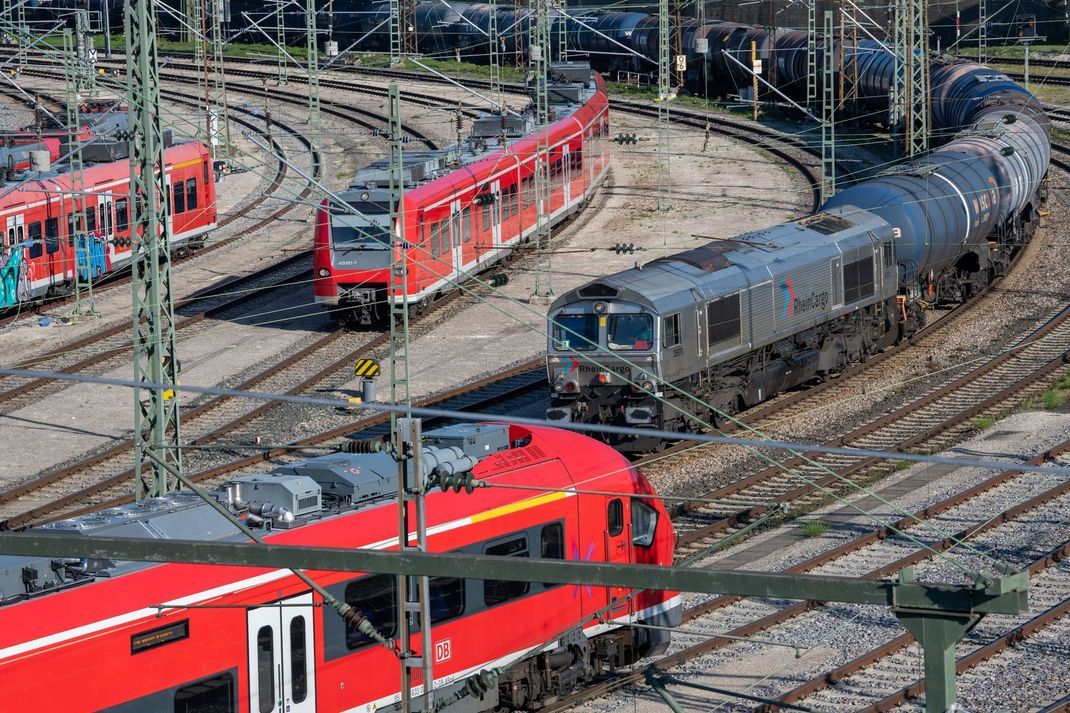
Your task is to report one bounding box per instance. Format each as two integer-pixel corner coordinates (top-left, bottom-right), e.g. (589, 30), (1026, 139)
(608, 499), (623, 536)
(429, 576), (465, 624)
(45, 218), (59, 254)
(607, 313), (653, 351)
(883, 242), (893, 269)
(631, 499), (658, 548)
(552, 313), (598, 351)
(344, 574), (397, 649)
(27, 222), (42, 259)
(255, 627), (274, 713)
(174, 672), (235, 713)
(115, 199), (129, 232)
(707, 294), (741, 348)
(662, 314), (680, 348)
(186, 179), (198, 210)
(483, 535), (530, 606)
(174, 183), (186, 214)
(289, 617), (308, 704)
(843, 256), (875, 303)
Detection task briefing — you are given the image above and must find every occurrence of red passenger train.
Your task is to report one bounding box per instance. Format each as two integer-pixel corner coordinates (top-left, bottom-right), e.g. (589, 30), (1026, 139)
(0, 424), (680, 712)
(0, 119), (218, 310)
(313, 62), (610, 326)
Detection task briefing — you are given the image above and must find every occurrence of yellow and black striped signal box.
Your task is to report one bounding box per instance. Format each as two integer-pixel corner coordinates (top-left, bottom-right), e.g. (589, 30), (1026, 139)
(354, 359), (381, 379)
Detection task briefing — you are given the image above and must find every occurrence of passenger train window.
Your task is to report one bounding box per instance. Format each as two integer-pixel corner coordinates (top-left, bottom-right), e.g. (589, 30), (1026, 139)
(289, 617), (308, 704)
(662, 314), (681, 349)
(707, 294), (741, 348)
(631, 499), (658, 548)
(429, 576), (465, 623)
(552, 313), (598, 351)
(608, 499), (623, 536)
(607, 314), (653, 351)
(843, 256), (875, 303)
(461, 207), (472, 243)
(255, 627), (274, 713)
(173, 673), (235, 713)
(186, 179), (198, 210)
(85, 207), (97, 233)
(344, 574), (397, 649)
(483, 535), (530, 606)
(540, 522), (565, 589)
(174, 183), (186, 214)
(27, 222), (42, 259)
(45, 218), (59, 254)
(99, 205), (107, 233)
(116, 199), (129, 232)
(482, 204), (491, 232)
(429, 221), (441, 258)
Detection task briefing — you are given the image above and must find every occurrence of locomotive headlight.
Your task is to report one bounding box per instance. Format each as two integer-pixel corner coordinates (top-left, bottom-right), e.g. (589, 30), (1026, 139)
(317, 268), (330, 278)
(554, 382), (565, 392)
(360, 191), (370, 201)
(641, 380), (655, 392)
(593, 302), (607, 314)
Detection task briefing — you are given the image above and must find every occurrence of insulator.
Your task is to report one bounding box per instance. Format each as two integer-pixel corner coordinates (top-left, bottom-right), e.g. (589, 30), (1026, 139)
(342, 438), (387, 453)
(489, 273), (509, 287)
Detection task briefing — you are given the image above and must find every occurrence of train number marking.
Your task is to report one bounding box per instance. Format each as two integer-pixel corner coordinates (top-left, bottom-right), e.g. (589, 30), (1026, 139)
(435, 639), (452, 663)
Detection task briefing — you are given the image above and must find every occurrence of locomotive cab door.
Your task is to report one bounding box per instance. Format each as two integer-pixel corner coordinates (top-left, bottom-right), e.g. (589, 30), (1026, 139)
(604, 497), (633, 621)
(247, 592), (317, 713)
(831, 257), (843, 309)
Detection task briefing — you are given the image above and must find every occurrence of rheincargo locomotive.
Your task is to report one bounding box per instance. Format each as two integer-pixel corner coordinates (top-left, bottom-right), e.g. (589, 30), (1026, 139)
(542, 42), (1049, 448)
(0, 424), (680, 712)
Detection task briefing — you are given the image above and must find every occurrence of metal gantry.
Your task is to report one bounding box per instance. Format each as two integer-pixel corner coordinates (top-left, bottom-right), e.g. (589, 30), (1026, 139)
(806, 0), (816, 109)
(389, 0), (402, 65)
(977, 0), (987, 62)
(656, 0), (671, 211)
(305, 0), (321, 135)
(191, 0), (204, 66)
(275, 0), (289, 83)
(821, 10), (836, 204)
(207, 0), (233, 166)
(489, 0), (503, 112)
(63, 28), (97, 321)
(893, 0), (929, 156)
(530, 0), (554, 301)
(125, 0), (183, 498)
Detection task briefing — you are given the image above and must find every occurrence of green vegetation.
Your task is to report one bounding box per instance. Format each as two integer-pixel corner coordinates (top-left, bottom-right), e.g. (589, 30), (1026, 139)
(801, 520), (828, 537)
(895, 459), (912, 471)
(1044, 388), (1067, 410)
(974, 416), (995, 431)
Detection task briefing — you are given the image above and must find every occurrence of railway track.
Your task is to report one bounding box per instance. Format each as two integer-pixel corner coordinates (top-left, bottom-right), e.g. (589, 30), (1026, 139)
(545, 437), (1070, 711)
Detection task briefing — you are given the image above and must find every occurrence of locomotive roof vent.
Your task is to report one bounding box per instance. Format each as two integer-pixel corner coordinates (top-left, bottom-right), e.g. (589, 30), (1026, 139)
(228, 474), (323, 527)
(577, 282), (619, 299)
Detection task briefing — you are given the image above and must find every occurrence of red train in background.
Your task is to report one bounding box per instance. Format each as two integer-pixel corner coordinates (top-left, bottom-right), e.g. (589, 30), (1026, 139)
(0, 423), (680, 712)
(313, 62), (610, 326)
(0, 114), (218, 310)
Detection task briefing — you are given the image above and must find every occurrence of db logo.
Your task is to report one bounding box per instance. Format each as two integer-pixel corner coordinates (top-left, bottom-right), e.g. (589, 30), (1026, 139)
(434, 639), (452, 663)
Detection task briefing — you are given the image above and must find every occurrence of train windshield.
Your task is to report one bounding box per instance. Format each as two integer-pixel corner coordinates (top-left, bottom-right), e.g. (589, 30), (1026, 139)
(551, 313), (599, 351)
(331, 213), (391, 250)
(607, 313), (653, 351)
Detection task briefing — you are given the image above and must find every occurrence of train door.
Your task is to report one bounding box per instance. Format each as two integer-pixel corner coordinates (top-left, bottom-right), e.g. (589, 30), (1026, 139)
(449, 199), (463, 276)
(246, 592), (316, 713)
(164, 174), (175, 239)
(490, 179), (502, 250)
(562, 146), (571, 207)
(99, 191), (114, 267)
(604, 497), (633, 621)
(831, 257), (844, 309)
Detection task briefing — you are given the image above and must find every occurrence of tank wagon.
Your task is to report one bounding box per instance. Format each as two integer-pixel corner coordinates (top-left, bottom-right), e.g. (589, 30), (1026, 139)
(0, 424), (680, 712)
(539, 41), (1049, 449)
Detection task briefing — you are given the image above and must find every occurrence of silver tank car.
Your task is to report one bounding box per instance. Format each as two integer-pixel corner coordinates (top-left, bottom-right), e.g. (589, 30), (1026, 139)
(546, 207), (899, 450)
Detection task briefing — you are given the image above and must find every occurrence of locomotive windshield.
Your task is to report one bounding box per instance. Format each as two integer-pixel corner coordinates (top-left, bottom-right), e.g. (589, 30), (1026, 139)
(551, 313), (599, 351)
(331, 213), (391, 250)
(607, 313), (653, 351)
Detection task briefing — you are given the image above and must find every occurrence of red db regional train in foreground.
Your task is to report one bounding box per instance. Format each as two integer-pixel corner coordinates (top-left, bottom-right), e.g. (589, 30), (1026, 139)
(0, 424), (680, 712)
(313, 62), (610, 326)
(0, 107), (217, 310)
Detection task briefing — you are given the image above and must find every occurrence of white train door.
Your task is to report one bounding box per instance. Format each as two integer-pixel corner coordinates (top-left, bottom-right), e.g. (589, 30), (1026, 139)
(450, 198), (463, 276)
(99, 191), (113, 263)
(491, 179), (502, 249)
(562, 145), (571, 207)
(247, 592), (316, 713)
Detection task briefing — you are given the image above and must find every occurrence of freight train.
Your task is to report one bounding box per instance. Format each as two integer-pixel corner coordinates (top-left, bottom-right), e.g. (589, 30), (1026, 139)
(312, 62), (609, 326)
(538, 39), (1050, 448)
(0, 108), (218, 311)
(0, 423), (680, 712)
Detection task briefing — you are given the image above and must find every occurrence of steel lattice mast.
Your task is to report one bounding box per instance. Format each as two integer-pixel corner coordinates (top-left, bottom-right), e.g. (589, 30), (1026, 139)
(275, 0), (289, 83)
(306, 0), (321, 134)
(656, 0), (671, 211)
(63, 27), (97, 320)
(893, 0), (929, 157)
(530, 0), (554, 302)
(126, 0), (183, 498)
(821, 10), (836, 203)
(207, 0), (232, 165)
